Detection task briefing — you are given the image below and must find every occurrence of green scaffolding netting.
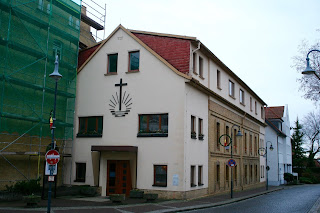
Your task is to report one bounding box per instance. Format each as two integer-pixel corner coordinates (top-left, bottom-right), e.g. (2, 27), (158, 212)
(0, 0), (81, 140)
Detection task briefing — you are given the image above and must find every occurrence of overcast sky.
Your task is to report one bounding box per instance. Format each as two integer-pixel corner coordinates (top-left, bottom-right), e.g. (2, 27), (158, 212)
(93, 0), (320, 126)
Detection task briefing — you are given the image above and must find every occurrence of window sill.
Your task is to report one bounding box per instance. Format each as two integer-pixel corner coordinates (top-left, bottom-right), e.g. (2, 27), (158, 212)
(198, 183), (204, 186)
(193, 71), (198, 76)
(199, 76), (205, 80)
(217, 87), (222, 90)
(137, 133), (168, 137)
(74, 179), (85, 182)
(126, 70), (140, 74)
(191, 136), (197, 139)
(104, 72), (117, 76)
(229, 95), (236, 100)
(191, 184), (197, 187)
(77, 134), (102, 138)
(240, 102), (245, 106)
(198, 135), (204, 140)
(152, 184), (167, 187)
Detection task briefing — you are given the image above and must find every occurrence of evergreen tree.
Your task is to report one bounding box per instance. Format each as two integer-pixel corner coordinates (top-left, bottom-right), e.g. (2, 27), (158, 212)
(291, 117), (306, 170)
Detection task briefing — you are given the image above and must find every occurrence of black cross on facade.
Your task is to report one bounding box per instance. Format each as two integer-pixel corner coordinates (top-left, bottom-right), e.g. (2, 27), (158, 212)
(115, 78), (127, 111)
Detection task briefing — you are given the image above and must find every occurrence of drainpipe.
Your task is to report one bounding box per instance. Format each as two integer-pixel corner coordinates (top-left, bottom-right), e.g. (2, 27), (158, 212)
(191, 41), (201, 73)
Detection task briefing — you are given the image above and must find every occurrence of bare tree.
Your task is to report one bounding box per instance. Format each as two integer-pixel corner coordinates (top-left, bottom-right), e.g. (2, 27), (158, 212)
(302, 111), (320, 167)
(292, 39), (320, 103)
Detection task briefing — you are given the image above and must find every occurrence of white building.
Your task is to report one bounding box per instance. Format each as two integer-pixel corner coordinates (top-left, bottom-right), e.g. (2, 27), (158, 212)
(265, 105), (292, 185)
(64, 25), (267, 199)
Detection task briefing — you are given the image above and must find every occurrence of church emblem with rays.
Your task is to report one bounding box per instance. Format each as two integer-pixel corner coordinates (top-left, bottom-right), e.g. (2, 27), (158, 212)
(109, 78), (132, 117)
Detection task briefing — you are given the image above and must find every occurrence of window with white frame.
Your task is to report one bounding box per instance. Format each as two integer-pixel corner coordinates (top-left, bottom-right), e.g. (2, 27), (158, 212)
(250, 97), (253, 111)
(199, 56), (203, 78)
(193, 53), (197, 74)
(191, 165), (196, 187)
(229, 80), (235, 97)
(240, 89), (245, 105)
(217, 70), (221, 89)
(198, 165), (203, 186)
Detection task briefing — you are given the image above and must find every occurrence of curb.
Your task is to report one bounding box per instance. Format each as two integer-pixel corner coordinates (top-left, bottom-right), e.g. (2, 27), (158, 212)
(308, 196), (320, 213)
(157, 187), (284, 213)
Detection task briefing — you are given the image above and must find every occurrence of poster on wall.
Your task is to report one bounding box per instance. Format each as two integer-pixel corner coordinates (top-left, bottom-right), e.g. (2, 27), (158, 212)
(173, 174), (179, 186)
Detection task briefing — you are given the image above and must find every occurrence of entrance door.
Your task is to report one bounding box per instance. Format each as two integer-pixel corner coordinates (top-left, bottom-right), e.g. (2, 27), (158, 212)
(107, 160), (132, 196)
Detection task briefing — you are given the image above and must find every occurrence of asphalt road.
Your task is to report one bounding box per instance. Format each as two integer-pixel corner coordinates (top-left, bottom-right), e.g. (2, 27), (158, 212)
(185, 184), (320, 213)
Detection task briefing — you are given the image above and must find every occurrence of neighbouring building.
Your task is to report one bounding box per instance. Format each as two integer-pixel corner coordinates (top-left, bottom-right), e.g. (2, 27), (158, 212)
(265, 105), (292, 185)
(66, 25), (267, 199)
(0, 0), (105, 189)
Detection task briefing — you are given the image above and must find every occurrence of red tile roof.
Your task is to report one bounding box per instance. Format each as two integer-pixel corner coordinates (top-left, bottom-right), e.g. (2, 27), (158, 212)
(265, 106), (284, 119)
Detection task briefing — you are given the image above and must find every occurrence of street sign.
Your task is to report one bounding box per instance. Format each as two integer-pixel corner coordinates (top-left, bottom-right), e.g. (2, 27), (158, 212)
(45, 149), (60, 165)
(45, 163), (57, 175)
(228, 159), (236, 167)
(48, 176), (55, 182)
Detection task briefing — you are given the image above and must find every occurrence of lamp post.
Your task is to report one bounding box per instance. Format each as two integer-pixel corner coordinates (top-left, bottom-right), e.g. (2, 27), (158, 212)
(218, 124), (243, 198)
(265, 141), (274, 191)
(47, 55), (62, 213)
(302, 49), (320, 80)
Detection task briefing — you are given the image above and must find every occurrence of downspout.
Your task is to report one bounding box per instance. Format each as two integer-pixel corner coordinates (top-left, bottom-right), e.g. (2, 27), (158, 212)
(277, 135), (279, 184)
(240, 112), (246, 190)
(191, 41), (201, 73)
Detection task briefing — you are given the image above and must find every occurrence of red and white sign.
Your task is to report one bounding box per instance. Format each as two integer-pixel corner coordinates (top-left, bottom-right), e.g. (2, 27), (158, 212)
(45, 150), (60, 165)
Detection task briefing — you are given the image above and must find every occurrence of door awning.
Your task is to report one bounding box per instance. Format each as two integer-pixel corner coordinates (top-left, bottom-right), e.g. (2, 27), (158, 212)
(91, 146), (138, 152)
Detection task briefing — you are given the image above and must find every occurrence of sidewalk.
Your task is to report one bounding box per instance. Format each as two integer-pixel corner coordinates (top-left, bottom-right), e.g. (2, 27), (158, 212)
(0, 186), (284, 213)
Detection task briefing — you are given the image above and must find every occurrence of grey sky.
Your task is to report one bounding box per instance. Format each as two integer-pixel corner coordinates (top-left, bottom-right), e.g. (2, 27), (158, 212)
(97, 0), (320, 125)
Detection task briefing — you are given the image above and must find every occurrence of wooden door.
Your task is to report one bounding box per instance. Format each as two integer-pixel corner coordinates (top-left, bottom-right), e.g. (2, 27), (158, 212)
(107, 160), (132, 196)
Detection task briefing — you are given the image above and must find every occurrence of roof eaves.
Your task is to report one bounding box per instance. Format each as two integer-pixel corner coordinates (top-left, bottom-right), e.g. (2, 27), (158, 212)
(194, 41), (267, 106)
(188, 78), (267, 127)
(266, 119), (286, 137)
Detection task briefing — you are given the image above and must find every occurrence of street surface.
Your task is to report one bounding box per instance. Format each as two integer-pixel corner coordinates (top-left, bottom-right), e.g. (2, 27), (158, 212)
(186, 184), (320, 213)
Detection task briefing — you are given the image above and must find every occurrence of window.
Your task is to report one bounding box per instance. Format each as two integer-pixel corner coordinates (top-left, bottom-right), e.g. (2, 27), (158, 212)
(216, 164), (220, 183)
(198, 118), (203, 140)
(38, 0), (44, 10)
(254, 136), (257, 156)
(138, 114), (168, 137)
(233, 129), (237, 153)
(244, 165), (248, 184)
(225, 126), (230, 150)
(129, 51), (140, 72)
(191, 166), (196, 187)
(77, 116), (103, 137)
(46, 3), (51, 14)
(234, 165), (237, 184)
(198, 166), (203, 186)
(68, 16), (73, 26)
(250, 165), (253, 183)
(199, 56), (203, 78)
(229, 80), (235, 97)
(216, 122), (220, 150)
(240, 89), (245, 105)
(193, 53), (197, 74)
(226, 165), (229, 182)
(250, 97), (253, 111)
(255, 101), (257, 114)
(250, 134), (253, 155)
(217, 70), (221, 89)
(255, 165), (258, 182)
(244, 133), (247, 154)
(107, 54), (118, 74)
(261, 106), (264, 119)
(75, 19), (80, 30)
(153, 165), (167, 187)
(191, 115), (196, 139)
(53, 41), (62, 60)
(75, 163), (86, 182)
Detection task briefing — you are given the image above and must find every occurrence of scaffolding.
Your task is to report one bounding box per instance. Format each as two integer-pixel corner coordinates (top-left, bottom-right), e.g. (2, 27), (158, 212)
(0, 0), (82, 188)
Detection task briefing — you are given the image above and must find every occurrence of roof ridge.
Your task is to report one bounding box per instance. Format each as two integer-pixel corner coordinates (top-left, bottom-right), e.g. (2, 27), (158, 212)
(129, 29), (197, 41)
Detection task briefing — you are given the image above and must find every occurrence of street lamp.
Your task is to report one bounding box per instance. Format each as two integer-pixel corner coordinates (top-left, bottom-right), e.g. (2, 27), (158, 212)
(265, 141), (273, 190)
(218, 124), (243, 198)
(47, 55), (62, 213)
(302, 49), (320, 80)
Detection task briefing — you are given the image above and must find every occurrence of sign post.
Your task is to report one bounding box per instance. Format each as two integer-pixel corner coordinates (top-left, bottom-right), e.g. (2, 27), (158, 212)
(45, 149), (59, 213)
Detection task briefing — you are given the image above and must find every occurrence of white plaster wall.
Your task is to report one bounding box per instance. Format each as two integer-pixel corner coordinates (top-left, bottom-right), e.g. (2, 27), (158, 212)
(69, 28), (194, 195)
(265, 126), (280, 186)
(184, 83), (208, 191)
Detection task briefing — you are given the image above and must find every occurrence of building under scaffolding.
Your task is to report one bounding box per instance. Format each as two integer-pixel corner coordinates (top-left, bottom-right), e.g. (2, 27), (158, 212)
(0, 0), (105, 189)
